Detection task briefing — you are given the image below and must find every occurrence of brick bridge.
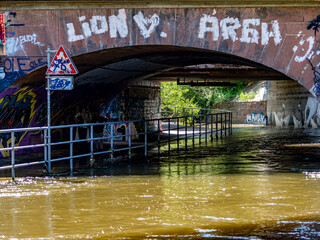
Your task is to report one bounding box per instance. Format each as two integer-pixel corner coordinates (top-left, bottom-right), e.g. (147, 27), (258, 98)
(1, 1), (320, 144)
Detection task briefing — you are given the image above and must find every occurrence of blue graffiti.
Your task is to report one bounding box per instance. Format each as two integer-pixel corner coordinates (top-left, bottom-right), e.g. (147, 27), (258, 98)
(307, 58), (320, 99)
(2, 57), (46, 73)
(5, 12), (25, 28)
(0, 70), (25, 92)
(0, 57), (46, 91)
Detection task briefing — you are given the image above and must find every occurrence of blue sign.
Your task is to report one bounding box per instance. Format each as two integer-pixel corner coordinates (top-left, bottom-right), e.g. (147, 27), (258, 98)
(49, 76), (74, 90)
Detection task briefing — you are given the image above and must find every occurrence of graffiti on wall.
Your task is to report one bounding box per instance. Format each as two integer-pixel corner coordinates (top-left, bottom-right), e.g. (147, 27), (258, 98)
(273, 97), (320, 128)
(103, 123), (129, 141)
(245, 111), (267, 125)
(66, 8), (283, 46)
(0, 87), (38, 157)
(0, 13), (5, 56)
(0, 57), (46, 91)
(304, 97), (320, 128)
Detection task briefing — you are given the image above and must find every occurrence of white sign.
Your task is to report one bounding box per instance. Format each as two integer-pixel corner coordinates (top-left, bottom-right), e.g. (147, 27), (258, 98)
(49, 76), (74, 90)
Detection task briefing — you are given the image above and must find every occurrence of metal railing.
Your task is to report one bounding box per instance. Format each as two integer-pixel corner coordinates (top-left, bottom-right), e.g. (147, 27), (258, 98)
(0, 110), (232, 180)
(161, 105), (230, 118)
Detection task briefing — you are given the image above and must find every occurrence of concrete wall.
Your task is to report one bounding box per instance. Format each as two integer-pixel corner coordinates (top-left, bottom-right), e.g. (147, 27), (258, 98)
(266, 80), (320, 127)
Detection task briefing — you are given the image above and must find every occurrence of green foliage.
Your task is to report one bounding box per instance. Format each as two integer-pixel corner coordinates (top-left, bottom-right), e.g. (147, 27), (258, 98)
(237, 91), (256, 101)
(160, 82), (199, 117)
(161, 81), (246, 109)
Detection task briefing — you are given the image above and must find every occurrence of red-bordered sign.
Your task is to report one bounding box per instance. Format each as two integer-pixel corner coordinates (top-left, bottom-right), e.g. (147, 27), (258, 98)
(0, 13), (5, 56)
(46, 45), (78, 75)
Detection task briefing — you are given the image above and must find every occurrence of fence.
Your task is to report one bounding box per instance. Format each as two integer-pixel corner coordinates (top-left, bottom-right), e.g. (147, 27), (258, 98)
(0, 110), (232, 180)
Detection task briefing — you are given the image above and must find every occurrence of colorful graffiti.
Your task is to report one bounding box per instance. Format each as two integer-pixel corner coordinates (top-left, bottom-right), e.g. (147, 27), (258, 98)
(245, 111), (267, 125)
(0, 57), (46, 91)
(0, 87), (38, 157)
(0, 13), (5, 56)
(103, 123), (129, 141)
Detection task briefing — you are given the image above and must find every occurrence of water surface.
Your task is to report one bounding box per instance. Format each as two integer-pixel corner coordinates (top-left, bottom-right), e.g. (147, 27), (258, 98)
(1, 127), (320, 239)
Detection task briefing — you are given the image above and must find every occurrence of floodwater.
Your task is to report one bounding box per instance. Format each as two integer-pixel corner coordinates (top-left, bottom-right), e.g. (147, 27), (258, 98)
(1, 127), (320, 239)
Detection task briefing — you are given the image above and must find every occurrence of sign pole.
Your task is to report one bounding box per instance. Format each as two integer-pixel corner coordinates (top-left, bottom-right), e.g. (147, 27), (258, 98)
(46, 46), (52, 174)
(45, 45), (78, 174)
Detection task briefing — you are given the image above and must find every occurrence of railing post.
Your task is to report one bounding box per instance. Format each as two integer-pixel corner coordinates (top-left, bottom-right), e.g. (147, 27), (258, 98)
(231, 112), (233, 135)
(216, 114), (218, 140)
(220, 113), (223, 139)
(129, 123), (132, 159)
(70, 127), (73, 175)
(205, 114), (208, 143)
(177, 117), (179, 152)
(144, 120), (148, 157)
(11, 132), (15, 181)
(211, 114), (213, 141)
(44, 129), (47, 168)
(199, 114), (202, 144)
(192, 116), (195, 147)
(111, 124), (114, 161)
(185, 116), (187, 150)
(225, 113), (227, 137)
(90, 125), (94, 167)
(157, 119), (160, 156)
(168, 120), (171, 154)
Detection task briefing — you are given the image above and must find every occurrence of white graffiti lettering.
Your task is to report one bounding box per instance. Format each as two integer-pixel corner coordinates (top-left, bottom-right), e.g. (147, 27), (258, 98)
(67, 9), (128, 42)
(108, 9), (128, 38)
(220, 17), (241, 41)
(198, 14), (282, 46)
(293, 36), (315, 63)
(90, 15), (108, 35)
(66, 9), (282, 46)
(240, 19), (260, 44)
(66, 23), (84, 42)
(18, 33), (41, 45)
(198, 14), (219, 41)
(261, 20), (282, 46)
(133, 12), (160, 39)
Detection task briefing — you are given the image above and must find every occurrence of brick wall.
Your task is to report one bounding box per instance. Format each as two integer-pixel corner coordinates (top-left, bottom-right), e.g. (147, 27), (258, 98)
(212, 101), (267, 124)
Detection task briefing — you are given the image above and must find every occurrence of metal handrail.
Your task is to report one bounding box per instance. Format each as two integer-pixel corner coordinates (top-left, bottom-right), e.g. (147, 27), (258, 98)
(0, 111), (232, 180)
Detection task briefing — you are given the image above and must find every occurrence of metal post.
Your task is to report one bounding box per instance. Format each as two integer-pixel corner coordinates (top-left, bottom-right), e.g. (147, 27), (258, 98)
(216, 114), (218, 140)
(111, 124), (114, 160)
(192, 116), (195, 147)
(11, 132), (15, 181)
(229, 112), (231, 135)
(168, 120), (171, 154)
(144, 120), (148, 157)
(44, 129), (47, 167)
(157, 119), (160, 156)
(46, 46), (52, 174)
(205, 114), (208, 143)
(231, 112), (233, 135)
(220, 113), (223, 139)
(211, 114), (213, 141)
(90, 125), (94, 166)
(199, 115), (202, 144)
(225, 113), (227, 137)
(129, 123), (132, 159)
(177, 117), (179, 152)
(70, 127), (73, 175)
(185, 116), (187, 150)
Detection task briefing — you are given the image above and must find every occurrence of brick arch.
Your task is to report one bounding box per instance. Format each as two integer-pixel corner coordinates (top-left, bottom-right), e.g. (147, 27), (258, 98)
(1, 7), (320, 98)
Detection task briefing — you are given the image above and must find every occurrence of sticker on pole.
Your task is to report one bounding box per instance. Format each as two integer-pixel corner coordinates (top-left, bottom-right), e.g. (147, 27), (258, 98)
(46, 45), (78, 75)
(49, 76), (74, 90)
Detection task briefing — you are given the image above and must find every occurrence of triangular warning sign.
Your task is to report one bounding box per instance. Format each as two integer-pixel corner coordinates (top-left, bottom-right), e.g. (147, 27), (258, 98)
(46, 45), (78, 75)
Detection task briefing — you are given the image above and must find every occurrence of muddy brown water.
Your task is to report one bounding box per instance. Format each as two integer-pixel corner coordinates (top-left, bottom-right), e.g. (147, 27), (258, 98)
(1, 126), (320, 239)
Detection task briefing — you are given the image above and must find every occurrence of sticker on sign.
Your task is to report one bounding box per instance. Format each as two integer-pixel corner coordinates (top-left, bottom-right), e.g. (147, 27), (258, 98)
(46, 45), (78, 75)
(49, 76), (74, 90)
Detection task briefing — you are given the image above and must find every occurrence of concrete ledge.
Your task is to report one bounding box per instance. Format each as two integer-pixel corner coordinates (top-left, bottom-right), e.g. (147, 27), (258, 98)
(2, 0), (320, 10)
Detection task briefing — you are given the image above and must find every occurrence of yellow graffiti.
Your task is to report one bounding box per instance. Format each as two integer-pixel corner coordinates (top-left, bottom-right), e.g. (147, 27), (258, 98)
(0, 87), (38, 157)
